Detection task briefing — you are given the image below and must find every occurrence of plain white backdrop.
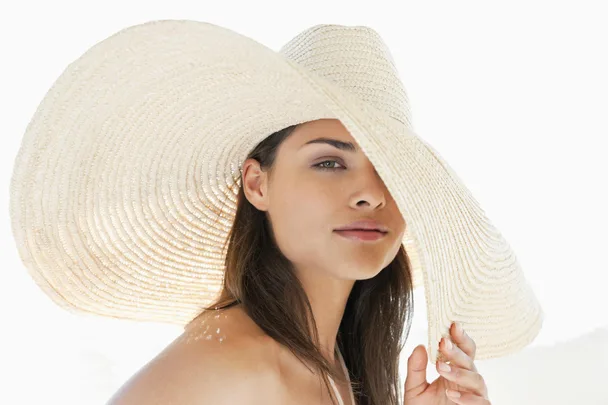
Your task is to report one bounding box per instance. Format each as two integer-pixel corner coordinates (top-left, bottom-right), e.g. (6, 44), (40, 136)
(1, 0), (607, 404)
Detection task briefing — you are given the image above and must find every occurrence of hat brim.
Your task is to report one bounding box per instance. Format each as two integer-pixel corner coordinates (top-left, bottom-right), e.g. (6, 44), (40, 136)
(9, 19), (543, 364)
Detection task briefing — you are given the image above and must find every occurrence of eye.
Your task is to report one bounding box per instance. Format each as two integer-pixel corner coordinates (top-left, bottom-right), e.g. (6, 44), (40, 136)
(313, 159), (346, 171)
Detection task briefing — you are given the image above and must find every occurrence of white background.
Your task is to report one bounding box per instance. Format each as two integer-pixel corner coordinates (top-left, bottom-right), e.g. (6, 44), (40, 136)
(1, 0), (607, 404)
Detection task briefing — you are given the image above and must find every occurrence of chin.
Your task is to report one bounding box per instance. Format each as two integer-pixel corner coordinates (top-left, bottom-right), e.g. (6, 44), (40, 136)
(340, 263), (386, 280)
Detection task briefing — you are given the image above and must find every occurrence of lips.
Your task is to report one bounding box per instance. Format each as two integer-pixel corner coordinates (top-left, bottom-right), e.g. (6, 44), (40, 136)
(334, 229), (387, 241)
(334, 220), (389, 233)
(338, 228), (387, 233)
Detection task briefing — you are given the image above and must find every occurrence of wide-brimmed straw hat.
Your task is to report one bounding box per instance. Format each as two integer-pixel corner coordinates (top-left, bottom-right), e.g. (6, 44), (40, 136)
(9, 19), (543, 364)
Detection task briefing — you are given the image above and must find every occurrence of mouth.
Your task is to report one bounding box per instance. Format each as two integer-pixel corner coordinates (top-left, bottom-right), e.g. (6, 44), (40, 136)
(333, 229), (388, 242)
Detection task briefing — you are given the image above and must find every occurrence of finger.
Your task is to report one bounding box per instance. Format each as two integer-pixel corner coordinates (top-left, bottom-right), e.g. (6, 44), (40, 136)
(437, 362), (488, 398)
(441, 336), (477, 372)
(450, 322), (477, 360)
(404, 345), (428, 398)
(445, 389), (492, 405)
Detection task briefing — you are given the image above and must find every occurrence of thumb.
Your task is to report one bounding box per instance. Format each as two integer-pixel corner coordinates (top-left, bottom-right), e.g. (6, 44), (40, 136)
(404, 344), (429, 396)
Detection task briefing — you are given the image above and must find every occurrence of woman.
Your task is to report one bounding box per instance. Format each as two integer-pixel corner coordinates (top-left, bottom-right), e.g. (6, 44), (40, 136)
(10, 19), (540, 405)
(106, 118), (490, 405)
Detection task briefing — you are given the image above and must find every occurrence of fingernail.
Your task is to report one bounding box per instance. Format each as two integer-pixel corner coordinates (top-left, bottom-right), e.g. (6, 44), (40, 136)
(438, 361), (451, 373)
(445, 338), (453, 350)
(455, 322), (463, 335)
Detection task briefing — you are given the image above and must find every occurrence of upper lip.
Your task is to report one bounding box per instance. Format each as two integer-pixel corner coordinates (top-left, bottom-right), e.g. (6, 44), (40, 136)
(334, 220), (389, 233)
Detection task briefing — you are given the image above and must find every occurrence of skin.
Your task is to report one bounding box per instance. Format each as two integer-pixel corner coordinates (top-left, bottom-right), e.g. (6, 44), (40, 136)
(404, 321), (492, 404)
(240, 117), (407, 403)
(245, 118), (491, 404)
(109, 118), (491, 404)
(242, 118), (406, 361)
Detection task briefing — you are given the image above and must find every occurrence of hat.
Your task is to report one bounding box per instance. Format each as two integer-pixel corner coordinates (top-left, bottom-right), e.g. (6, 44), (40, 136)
(9, 19), (543, 364)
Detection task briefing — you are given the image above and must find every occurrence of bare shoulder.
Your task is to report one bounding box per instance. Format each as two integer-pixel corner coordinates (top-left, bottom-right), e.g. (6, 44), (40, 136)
(106, 305), (282, 405)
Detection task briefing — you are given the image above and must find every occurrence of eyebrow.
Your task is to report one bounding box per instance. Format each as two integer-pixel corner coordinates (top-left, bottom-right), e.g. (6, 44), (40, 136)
(300, 137), (359, 152)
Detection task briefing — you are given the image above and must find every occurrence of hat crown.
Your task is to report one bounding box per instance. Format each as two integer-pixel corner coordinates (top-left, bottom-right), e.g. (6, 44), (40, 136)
(279, 24), (412, 128)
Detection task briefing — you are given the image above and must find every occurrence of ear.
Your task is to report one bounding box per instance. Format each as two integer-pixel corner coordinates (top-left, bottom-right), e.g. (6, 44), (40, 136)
(242, 158), (269, 211)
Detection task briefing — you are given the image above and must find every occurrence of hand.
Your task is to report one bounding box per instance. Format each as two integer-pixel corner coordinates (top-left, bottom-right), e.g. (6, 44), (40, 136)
(403, 322), (491, 405)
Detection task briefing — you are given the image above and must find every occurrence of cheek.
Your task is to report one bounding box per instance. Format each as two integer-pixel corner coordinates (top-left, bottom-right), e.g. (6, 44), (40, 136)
(270, 183), (334, 259)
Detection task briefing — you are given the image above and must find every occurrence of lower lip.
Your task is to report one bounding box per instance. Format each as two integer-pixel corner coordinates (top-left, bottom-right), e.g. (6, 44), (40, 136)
(334, 230), (387, 241)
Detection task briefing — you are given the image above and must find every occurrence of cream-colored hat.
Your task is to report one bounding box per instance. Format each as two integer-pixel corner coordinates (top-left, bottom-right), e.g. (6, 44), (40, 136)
(9, 19), (543, 364)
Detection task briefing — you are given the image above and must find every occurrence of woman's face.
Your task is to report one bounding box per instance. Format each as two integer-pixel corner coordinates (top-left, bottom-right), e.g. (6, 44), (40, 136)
(243, 118), (406, 280)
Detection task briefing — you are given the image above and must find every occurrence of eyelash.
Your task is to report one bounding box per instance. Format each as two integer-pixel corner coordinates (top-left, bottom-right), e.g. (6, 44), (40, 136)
(313, 159), (346, 171)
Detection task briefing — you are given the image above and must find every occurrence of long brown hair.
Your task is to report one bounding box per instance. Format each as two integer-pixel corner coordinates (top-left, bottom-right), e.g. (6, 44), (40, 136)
(197, 123), (415, 405)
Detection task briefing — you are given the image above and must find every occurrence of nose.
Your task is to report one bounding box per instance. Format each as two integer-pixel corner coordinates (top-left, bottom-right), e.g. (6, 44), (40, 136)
(350, 166), (387, 210)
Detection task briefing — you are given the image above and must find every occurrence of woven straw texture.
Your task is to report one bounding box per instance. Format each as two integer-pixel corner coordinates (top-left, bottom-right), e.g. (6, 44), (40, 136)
(9, 19), (543, 364)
